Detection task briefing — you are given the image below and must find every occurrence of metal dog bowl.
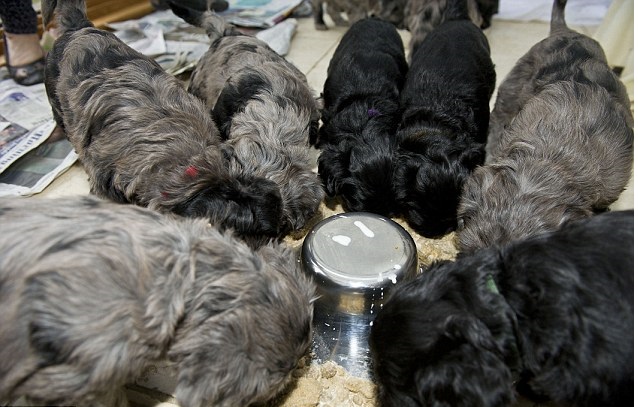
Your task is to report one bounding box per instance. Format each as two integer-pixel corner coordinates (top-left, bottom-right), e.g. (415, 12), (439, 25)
(301, 212), (418, 379)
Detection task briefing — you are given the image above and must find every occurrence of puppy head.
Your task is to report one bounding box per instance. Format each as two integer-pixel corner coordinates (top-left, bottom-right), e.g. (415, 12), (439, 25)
(370, 256), (519, 407)
(320, 141), (397, 215)
(225, 132), (324, 234)
(275, 163), (325, 232)
(318, 99), (402, 215)
(319, 133), (398, 216)
(169, 240), (315, 407)
(172, 174), (284, 242)
(456, 161), (592, 253)
(393, 129), (485, 237)
(372, 0), (407, 27)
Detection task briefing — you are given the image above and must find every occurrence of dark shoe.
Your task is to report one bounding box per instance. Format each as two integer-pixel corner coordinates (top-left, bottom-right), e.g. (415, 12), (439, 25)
(153, 0), (229, 12)
(3, 34), (45, 86)
(6, 57), (45, 86)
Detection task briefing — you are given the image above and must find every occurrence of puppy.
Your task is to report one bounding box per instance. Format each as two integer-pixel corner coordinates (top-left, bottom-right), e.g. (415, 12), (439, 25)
(169, 3), (325, 236)
(0, 196), (315, 407)
(312, 0), (369, 30)
(374, 0), (497, 58)
(403, 0), (484, 58)
(42, 0), (284, 244)
(392, 0), (495, 238)
(457, 0), (634, 253)
(373, 0), (407, 28)
(317, 17), (408, 215)
(370, 210), (634, 407)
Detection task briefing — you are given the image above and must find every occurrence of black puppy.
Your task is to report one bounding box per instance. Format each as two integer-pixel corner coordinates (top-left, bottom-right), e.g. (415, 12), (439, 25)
(370, 210), (634, 407)
(317, 17), (408, 215)
(392, 0), (495, 237)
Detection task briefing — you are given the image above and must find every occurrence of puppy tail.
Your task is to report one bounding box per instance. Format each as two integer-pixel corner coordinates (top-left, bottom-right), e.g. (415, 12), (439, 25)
(168, 1), (229, 42)
(41, 0), (93, 34)
(442, 0), (470, 22)
(550, 0), (569, 35)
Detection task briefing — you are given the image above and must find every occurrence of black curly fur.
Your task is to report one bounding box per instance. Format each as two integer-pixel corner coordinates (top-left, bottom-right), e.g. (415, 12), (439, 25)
(393, 0), (495, 237)
(317, 17), (408, 215)
(371, 210), (634, 407)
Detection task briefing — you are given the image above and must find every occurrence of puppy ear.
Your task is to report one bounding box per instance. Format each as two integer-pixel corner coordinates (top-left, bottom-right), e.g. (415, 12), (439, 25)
(414, 315), (516, 407)
(169, 291), (274, 407)
(169, 254), (313, 407)
(317, 144), (351, 196)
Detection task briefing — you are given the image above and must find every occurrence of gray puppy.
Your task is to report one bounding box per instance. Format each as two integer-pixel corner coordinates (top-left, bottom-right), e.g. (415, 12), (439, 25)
(0, 196), (315, 407)
(43, 0), (284, 244)
(169, 3), (325, 236)
(312, 0), (370, 30)
(456, 0), (634, 253)
(374, 0), (486, 58)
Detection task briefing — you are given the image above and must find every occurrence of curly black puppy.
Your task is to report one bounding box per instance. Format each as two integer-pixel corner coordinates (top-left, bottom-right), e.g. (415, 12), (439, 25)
(42, 0), (283, 245)
(317, 17), (408, 215)
(370, 210), (633, 407)
(392, 0), (495, 237)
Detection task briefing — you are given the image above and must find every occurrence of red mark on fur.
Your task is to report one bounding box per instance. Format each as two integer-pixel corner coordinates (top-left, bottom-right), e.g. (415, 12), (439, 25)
(184, 165), (199, 178)
(161, 191), (169, 199)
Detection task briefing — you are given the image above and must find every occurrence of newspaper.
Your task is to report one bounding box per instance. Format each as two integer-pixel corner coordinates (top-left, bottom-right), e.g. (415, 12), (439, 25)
(0, 77), (52, 133)
(0, 73), (79, 197)
(0, 123), (78, 197)
(220, 0), (304, 28)
(107, 7), (298, 74)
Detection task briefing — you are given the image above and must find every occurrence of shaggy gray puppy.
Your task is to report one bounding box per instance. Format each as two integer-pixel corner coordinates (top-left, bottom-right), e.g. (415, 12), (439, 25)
(43, 0), (286, 243)
(456, 0), (634, 253)
(0, 196), (315, 407)
(169, 3), (325, 236)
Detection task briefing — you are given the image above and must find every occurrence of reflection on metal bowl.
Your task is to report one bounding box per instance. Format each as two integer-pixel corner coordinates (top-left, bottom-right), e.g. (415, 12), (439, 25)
(301, 212), (418, 379)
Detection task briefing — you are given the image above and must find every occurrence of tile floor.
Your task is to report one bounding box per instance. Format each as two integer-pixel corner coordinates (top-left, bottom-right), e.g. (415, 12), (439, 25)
(22, 10), (634, 407)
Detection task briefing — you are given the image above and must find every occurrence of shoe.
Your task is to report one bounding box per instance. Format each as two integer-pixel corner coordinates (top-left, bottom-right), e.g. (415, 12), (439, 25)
(153, 0), (229, 12)
(6, 57), (45, 86)
(3, 34), (45, 86)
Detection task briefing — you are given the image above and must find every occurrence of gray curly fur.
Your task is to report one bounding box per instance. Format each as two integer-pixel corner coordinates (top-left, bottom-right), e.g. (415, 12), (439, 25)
(169, 4), (325, 234)
(43, 0), (289, 244)
(0, 196), (315, 407)
(457, 0), (634, 253)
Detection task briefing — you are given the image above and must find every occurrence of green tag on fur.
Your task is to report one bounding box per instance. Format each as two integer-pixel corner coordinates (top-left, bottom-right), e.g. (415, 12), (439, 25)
(486, 275), (499, 294)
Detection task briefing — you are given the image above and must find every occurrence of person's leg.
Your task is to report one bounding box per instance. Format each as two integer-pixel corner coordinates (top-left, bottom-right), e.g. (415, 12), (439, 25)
(0, 0), (45, 85)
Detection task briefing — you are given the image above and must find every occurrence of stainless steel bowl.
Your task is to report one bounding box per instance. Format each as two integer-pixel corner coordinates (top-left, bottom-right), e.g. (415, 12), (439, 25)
(301, 212), (418, 379)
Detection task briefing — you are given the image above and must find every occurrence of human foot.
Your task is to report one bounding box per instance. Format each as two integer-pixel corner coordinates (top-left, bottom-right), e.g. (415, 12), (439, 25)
(4, 33), (45, 86)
